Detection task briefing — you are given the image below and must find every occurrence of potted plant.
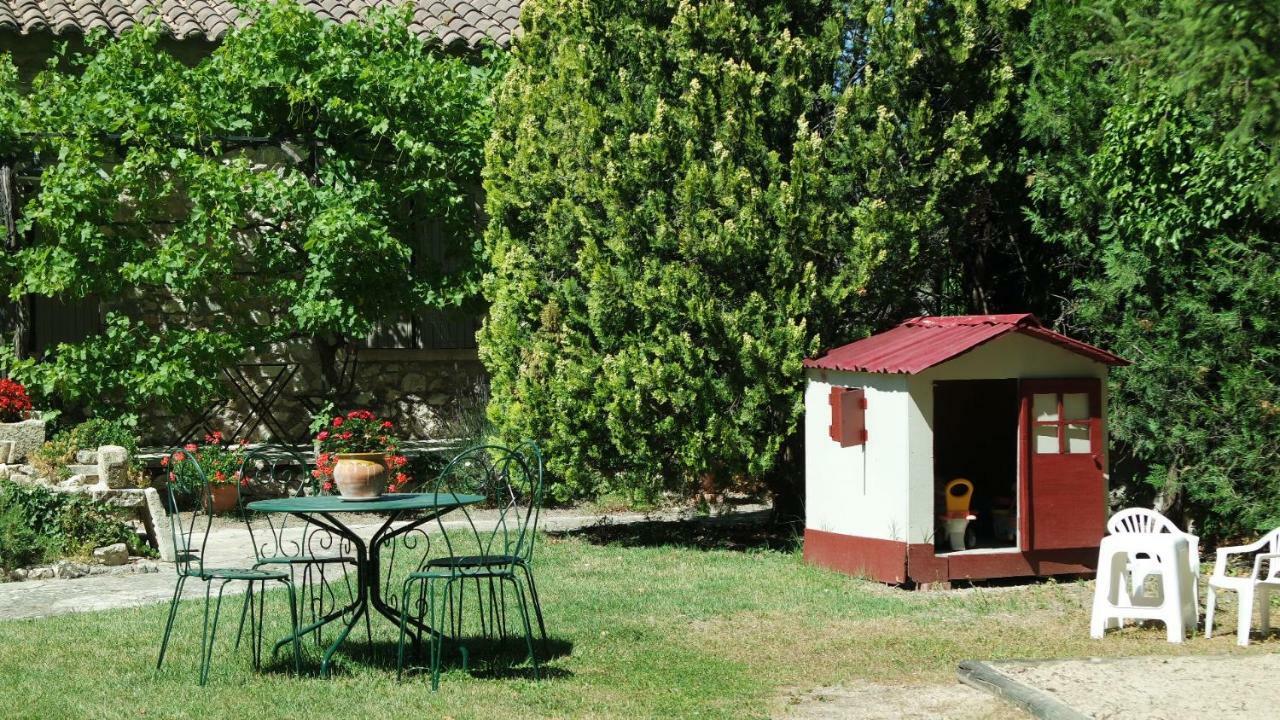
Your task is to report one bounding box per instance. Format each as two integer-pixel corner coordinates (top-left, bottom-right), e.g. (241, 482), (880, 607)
(0, 379), (44, 465)
(313, 410), (410, 500)
(162, 431), (248, 513)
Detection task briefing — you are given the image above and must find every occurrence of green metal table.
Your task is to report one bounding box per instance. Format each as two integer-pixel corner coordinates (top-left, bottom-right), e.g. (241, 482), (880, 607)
(246, 492), (483, 675)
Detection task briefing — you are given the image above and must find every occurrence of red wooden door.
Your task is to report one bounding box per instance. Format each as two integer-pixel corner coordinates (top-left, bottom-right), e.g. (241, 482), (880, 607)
(1019, 379), (1105, 551)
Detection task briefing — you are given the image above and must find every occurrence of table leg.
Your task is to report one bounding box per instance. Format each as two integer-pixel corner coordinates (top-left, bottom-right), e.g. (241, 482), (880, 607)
(270, 512), (367, 677)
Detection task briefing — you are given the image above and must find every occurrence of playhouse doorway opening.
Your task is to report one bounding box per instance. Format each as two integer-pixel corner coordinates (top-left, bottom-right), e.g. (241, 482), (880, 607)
(933, 379), (1019, 554)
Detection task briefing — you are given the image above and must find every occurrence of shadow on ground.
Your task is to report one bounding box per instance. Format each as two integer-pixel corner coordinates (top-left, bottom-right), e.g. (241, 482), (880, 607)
(552, 509), (802, 553)
(291, 637), (575, 681)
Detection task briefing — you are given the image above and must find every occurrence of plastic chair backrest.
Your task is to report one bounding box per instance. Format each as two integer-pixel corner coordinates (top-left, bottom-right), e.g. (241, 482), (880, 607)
(431, 442), (544, 566)
(1107, 508), (1183, 536)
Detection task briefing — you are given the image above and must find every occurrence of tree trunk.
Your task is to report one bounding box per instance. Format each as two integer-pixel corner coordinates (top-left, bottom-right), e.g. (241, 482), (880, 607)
(1, 164), (30, 360)
(764, 431), (805, 524)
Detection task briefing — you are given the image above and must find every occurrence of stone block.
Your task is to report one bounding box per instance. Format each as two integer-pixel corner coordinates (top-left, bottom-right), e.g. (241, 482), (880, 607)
(97, 445), (131, 489)
(0, 418), (45, 464)
(74, 449), (98, 464)
(142, 487), (176, 562)
(92, 543), (129, 566)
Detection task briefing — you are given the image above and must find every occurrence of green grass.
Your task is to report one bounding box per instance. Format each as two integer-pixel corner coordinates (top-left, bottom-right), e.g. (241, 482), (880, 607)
(0, 530), (1269, 719)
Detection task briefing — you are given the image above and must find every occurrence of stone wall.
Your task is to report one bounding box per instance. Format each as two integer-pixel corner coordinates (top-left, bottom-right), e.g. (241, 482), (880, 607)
(146, 346), (488, 445)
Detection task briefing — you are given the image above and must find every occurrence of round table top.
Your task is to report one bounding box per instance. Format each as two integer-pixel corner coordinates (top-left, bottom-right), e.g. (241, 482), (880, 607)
(247, 492), (484, 514)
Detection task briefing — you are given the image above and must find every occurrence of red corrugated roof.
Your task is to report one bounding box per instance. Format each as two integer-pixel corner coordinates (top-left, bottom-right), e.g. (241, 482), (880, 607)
(803, 314), (1127, 374)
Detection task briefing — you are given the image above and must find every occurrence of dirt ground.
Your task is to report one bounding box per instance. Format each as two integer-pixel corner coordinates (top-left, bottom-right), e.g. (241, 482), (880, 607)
(987, 653), (1280, 719)
(779, 681), (1027, 720)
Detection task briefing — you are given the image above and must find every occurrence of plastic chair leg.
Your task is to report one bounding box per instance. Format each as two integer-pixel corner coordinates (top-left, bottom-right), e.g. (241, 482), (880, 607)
(1237, 587), (1254, 647)
(1205, 586), (1217, 638)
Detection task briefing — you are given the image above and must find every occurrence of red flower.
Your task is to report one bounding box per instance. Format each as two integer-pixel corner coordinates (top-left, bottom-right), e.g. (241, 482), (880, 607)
(0, 379), (33, 423)
(340, 431), (352, 440)
(160, 456), (169, 467)
(168, 472), (176, 482)
(214, 471), (226, 482)
(332, 416), (344, 427)
(322, 481), (334, 493)
(184, 443), (198, 452)
(316, 431), (329, 441)
(173, 451), (186, 463)
(381, 420), (393, 429)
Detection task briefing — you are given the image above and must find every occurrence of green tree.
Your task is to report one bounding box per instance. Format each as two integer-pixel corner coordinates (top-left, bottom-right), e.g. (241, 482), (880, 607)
(481, 0), (1031, 505)
(0, 1), (501, 415)
(1021, 0), (1280, 541)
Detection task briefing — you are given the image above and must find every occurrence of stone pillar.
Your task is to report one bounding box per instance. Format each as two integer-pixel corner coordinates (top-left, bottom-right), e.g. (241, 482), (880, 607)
(142, 487), (177, 563)
(97, 445), (130, 489)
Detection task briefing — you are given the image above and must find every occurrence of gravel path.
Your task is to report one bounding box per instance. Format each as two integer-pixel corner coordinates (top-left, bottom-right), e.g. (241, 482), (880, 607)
(779, 681), (1027, 720)
(0, 505), (768, 621)
(982, 653), (1280, 719)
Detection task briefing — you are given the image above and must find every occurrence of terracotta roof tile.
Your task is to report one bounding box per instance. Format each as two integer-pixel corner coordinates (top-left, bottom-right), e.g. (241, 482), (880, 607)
(0, 0), (520, 47)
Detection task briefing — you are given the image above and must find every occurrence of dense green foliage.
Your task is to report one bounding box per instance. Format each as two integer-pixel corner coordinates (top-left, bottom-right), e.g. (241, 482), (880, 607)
(31, 417), (141, 480)
(1021, 0), (1280, 540)
(0, 1), (501, 416)
(0, 479), (147, 569)
(481, 0), (1031, 502)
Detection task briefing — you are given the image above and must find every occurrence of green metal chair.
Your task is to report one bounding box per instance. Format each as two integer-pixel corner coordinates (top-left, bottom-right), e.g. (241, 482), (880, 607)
(396, 441), (547, 689)
(234, 447), (369, 648)
(155, 449), (303, 685)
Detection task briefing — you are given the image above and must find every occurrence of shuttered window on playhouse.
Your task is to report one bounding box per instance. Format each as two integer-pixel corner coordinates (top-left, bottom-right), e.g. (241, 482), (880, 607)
(829, 387), (866, 447)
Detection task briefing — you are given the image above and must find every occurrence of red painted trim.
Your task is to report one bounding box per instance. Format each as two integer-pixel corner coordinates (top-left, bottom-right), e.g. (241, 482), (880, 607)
(1018, 389), (1032, 551)
(806, 530), (1098, 585)
(803, 529), (908, 584)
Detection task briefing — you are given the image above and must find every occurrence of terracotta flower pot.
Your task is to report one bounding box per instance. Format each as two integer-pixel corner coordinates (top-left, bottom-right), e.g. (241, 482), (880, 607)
(204, 484), (239, 514)
(333, 453), (388, 499)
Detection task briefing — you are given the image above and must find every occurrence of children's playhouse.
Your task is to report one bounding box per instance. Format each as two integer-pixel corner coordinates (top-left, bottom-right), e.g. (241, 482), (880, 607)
(801, 314), (1128, 585)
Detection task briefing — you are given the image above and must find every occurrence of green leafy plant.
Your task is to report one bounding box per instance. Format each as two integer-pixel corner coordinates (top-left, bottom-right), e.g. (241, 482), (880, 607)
(31, 417), (141, 481)
(0, 1), (504, 417)
(0, 480), (150, 570)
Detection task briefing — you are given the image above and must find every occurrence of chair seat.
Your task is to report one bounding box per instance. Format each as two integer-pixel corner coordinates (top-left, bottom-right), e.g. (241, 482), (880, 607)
(200, 567), (292, 581)
(425, 554), (520, 569)
(257, 554), (355, 566)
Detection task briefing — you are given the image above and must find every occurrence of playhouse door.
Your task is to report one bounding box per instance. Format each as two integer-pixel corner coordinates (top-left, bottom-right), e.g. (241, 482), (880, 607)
(1019, 379), (1105, 551)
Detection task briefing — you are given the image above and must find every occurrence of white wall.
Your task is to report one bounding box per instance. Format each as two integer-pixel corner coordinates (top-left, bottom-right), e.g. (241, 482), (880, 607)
(903, 333), (1112, 543)
(804, 369), (913, 541)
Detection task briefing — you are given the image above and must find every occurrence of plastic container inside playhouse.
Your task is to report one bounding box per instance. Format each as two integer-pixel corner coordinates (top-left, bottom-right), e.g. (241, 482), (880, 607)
(800, 314), (1128, 586)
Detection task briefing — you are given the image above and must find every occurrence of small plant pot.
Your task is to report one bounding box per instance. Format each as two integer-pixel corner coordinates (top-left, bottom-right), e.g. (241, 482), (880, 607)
(333, 453), (388, 499)
(204, 484), (239, 514)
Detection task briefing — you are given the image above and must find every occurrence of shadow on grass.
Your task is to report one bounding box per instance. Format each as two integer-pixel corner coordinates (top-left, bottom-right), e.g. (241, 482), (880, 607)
(279, 636), (575, 681)
(552, 509), (802, 553)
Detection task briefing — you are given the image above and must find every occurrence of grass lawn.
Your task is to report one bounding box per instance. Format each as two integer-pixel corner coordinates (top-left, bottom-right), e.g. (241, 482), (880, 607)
(0, 523), (1268, 719)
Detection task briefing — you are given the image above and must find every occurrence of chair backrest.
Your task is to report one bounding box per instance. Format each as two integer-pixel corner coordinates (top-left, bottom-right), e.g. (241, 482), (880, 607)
(237, 446), (329, 562)
(432, 442), (544, 567)
(163, 448), (216, 578)
(1107, 508), (1184, 536)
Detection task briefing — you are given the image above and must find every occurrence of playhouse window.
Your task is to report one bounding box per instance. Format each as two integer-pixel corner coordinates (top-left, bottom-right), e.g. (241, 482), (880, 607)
(1033, 392), (1094, 455)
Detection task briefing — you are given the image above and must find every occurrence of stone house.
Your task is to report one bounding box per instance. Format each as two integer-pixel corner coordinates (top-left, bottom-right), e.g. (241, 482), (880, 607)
(0, 0), (520, 442)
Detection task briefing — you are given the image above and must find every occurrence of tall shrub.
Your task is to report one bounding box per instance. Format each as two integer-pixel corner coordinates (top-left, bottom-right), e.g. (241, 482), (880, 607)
(481, 0), (1030, 503)
(1021, 0), (1280, 541)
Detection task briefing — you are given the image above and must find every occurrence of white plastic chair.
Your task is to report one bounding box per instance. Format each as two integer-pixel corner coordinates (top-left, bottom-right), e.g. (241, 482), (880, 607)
(1205, 528), (1280, 646)
(1107, 508), (1200, 607)
(1091, 533), (1195, 642)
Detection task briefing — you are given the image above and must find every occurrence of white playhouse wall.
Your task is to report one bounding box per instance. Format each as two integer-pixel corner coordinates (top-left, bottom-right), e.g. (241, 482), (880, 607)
(806, 332), (1111, 546)
(804, 370), (914, 543)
